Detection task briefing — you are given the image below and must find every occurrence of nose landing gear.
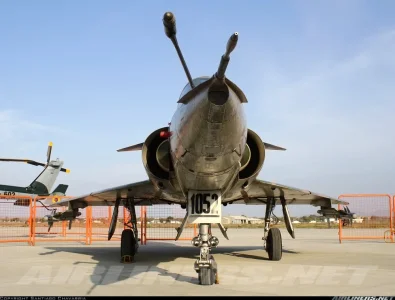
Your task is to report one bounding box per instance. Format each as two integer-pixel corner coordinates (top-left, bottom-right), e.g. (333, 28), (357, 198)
(192, 224), (220, 285)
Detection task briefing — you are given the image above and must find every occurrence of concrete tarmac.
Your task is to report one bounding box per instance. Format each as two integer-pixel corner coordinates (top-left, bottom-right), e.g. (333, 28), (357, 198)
(0, 228), (394, 296)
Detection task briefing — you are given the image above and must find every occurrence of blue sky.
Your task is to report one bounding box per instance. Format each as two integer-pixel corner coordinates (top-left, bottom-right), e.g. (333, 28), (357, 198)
(1, 1), (395, 217)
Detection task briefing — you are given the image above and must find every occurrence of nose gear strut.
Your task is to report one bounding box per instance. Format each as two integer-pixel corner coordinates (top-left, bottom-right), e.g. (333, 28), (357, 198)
(192, 224), (219, 285)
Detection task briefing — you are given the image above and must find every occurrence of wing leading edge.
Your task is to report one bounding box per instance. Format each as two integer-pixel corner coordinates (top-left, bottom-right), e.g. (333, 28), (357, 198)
(44, 178), (348, 209)
(225, 179), (349, 207)
(44, 180), (184, 208)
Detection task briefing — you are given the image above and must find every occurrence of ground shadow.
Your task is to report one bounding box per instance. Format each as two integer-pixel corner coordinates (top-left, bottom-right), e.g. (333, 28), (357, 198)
(39, 240), (299, 293)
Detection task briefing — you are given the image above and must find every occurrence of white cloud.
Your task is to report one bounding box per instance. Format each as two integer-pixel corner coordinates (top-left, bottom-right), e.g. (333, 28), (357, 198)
(0, 109), (69, 142)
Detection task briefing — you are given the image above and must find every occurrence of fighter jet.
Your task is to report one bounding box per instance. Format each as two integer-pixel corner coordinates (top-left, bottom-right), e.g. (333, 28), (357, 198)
(0, 142), (70, 204)
(42, 12), (353, 285)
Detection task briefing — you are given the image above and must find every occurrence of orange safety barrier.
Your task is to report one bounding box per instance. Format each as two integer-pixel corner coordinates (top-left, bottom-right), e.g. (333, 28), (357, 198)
(0, 195), (34, 245)
(0, 196), (197, 246)
(140, 205), (197, 245)
(1, 194), (394, 246)
(338, 194), (394, 243)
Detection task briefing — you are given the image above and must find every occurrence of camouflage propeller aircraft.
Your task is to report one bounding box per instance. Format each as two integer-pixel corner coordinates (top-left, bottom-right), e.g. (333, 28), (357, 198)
(0, 142), (70, 204)
(41, 12), (355, 285)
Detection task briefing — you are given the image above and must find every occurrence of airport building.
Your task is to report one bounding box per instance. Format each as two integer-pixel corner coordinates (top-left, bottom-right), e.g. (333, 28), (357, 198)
(222, 215), (265, 225)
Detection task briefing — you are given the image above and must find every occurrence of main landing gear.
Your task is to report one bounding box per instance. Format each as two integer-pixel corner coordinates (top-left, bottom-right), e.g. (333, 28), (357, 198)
(120, 198), (139, 263)
(263, 197), (283, 261)
(192, 224), (220, 285)
(121, 229), (137, 263)
(108, 197), (139, 263)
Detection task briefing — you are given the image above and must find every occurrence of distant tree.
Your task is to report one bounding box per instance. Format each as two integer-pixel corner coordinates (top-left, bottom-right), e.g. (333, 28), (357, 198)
(166, 216), (174, 223)
(301, 216), (314, 222)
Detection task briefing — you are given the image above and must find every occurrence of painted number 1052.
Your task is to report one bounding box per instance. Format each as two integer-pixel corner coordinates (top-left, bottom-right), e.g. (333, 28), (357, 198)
(190, 193), (218, 214)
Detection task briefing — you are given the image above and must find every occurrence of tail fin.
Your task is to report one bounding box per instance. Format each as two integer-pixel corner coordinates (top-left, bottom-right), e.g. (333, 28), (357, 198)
(28, 160), (65, 195)
(13, 184), (69, 207)
(50, 184), (68, 196)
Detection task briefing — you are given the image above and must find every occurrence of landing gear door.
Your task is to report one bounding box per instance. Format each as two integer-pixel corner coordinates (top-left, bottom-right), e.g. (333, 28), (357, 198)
(187, 190), (222, 224)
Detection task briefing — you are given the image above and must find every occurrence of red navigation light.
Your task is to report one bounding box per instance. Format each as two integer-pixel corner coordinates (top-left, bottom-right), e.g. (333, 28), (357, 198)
(160, 131), (172, 138)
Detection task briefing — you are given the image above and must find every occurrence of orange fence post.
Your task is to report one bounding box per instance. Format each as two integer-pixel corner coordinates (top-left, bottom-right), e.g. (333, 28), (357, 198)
(62, 221), (67, 237)
(337, 203), (342, 244)
(140, 206), (147, 245)
(338, 194), (392, 243)
(123, 207), (127, 230)
(391, 196), (395, 242)
(31, 197), (36, 246)
(86, 206), (92, 245)
(144, 206), (147, 245)
(28, 196), (34, 245)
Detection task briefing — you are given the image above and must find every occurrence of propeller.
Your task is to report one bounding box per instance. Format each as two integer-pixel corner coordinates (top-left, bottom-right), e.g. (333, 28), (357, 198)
(108, 198), (121, 241)
(47, 142), (52, 164)
(0, 142), (70, 173)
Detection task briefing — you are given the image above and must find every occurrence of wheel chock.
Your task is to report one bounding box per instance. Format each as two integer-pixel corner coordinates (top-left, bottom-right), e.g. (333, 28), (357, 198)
(215, 272), (219, 284)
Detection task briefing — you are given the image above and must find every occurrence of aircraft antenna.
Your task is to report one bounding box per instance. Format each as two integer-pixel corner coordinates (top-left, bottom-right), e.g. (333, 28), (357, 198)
(162, 12), (195, 89)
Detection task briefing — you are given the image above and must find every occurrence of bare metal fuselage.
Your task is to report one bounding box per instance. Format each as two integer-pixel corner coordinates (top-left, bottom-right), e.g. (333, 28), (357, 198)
(169, 77), (247, 197)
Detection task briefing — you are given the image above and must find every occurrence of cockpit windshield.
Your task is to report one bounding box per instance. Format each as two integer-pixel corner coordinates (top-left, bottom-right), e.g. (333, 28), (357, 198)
(179, 76), (211, 99)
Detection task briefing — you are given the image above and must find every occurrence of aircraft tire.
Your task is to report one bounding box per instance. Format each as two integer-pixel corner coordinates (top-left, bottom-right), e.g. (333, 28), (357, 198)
(121, 229), (137, 259)
(199, 267), (216, 285)
(266, 228), (282, 261)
